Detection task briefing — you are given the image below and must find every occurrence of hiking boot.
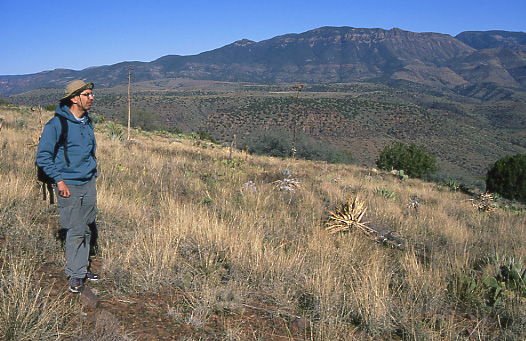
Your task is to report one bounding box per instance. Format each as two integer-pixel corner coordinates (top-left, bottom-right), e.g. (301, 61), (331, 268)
(68, 277), (84, 293)
(86, 271), (100, 282)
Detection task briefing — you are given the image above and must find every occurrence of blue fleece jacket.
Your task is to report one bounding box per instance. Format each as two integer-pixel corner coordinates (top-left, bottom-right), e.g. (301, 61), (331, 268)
(36, 104), (97, 185)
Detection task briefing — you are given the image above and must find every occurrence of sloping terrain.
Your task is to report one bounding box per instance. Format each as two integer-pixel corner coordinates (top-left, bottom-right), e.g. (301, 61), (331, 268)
(1, 104), (525, 340)
(10, 79), (526, 189)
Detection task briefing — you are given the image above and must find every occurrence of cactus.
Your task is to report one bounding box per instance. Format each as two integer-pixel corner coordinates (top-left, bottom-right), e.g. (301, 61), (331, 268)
(484, 256), (526, 306)
(499, 258), (526, 292)
(396, 170), (409, 181)
(374, 187), (395, 200)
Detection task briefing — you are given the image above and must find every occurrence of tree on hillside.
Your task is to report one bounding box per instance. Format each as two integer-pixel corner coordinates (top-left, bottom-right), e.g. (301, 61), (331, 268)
(376, 141), (438, 178)
(245, 128), (353, 164)
(486, 153), (526, 204)
(116, 109), (160, 131)
(247, 128), (291, 158)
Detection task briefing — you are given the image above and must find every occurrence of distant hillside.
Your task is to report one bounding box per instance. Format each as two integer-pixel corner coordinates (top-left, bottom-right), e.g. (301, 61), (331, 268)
(456, 30), (526, 50)
(2, 27), (526, 96)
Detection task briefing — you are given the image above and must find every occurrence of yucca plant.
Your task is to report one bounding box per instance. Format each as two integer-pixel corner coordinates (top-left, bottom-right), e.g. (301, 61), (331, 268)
(467, 193), (495, 212)
(271, 178), (300, 191)
(325, 196), (377, 237)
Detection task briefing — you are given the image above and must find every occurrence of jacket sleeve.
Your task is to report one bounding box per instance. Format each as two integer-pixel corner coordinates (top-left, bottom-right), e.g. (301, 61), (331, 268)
(36, 118), (63, 183)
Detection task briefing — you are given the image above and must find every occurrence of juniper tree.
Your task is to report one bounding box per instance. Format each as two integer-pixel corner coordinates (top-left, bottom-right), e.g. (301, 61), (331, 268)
(486, 153), (526, 204)
(376, 141), (438, 178)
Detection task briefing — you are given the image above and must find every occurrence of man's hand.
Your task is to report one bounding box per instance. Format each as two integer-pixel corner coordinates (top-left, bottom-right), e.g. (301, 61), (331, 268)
(56, 181), (70, 198)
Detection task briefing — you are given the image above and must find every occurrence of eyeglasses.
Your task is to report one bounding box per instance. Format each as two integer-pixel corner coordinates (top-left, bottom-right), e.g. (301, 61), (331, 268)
(80, 92), (94, 98)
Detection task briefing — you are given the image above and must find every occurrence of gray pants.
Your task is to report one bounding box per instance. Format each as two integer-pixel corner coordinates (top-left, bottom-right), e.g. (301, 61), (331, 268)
(55, 178), (98, 279)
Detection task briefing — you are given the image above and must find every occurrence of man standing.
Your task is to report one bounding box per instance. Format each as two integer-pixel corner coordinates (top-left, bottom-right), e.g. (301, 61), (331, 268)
(36, 80), (99, 293)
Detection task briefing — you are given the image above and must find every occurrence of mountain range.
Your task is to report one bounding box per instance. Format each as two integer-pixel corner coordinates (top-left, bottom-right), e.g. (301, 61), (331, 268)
(1, 27), (526, 95)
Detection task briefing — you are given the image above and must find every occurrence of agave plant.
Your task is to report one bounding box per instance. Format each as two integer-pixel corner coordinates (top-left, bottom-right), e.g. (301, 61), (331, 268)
(271, 178), (300, 191)
(325, 196), (376, 236)
(467, 193), (495, 212)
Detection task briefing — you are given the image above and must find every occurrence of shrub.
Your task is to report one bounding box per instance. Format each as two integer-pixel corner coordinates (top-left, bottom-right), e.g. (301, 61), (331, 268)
(196, 130), (217, 143)
(116, 109), (160, 131)
(43, 104), (56, 111)
(246, 128), (353, 163)
(90, 113), (104, 124)
(246, 128), (291, 158)
(106, 121), (124, 141)
(0, 98), (12, 106)
(295, 134), (353, 164)
(486, 153), (526, 204)
(376, 141), (438, 178)
(14, 119), (26, 129)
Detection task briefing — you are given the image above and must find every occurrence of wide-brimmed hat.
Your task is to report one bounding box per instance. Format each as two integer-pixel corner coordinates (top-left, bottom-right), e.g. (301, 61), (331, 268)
(60, 80), (94, 101)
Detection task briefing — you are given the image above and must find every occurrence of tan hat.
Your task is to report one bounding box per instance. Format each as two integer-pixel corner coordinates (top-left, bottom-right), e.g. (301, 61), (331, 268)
(60, 80), (94, 101)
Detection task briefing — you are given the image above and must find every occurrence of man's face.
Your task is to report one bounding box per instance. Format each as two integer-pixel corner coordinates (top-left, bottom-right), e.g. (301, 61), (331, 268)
(71, 90), (94, 111)
(78, 90), (94, 110)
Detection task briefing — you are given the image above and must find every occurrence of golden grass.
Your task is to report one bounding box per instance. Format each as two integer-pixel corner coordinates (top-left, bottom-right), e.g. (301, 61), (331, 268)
(1, 105), (526, 339)
(0, 253), (74, 340)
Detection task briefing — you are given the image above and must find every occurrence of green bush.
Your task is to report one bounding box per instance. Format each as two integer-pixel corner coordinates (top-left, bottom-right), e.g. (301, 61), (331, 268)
(196, 130), (217, 143)
(116, 109), (160, 131)
(43, 104), (56, 112)
(0, 98), (12, 106)
(486, 154), (526, 204)
(295, 134), (353, 164)
(374, 187), (396, 200)
(245, 128), (352, 164)
(90, 113), (104, 124)
(246, 128), (291, 158)
(376, 141), (438, 178)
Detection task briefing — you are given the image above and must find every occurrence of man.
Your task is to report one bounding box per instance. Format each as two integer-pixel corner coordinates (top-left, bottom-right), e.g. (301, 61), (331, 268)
(36, 80), (99, 293)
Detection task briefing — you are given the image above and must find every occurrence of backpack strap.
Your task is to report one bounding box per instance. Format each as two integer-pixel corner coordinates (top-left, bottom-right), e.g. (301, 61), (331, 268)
(55, 114), (70, 166)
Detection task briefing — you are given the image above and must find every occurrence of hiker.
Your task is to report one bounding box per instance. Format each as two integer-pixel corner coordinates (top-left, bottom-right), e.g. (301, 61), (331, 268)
(36, 80), (99, 293)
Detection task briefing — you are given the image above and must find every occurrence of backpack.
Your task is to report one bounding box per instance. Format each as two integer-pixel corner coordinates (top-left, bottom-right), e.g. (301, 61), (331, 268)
(37, 114), (70, 204)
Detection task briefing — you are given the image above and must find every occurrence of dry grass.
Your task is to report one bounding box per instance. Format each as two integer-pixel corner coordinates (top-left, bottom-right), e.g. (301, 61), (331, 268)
(1, 104), (526, 339)
(0, 252), (74, 340)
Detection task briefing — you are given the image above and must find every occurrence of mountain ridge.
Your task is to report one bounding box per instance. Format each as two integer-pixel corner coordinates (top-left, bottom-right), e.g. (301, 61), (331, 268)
(1, 26), (526, 96)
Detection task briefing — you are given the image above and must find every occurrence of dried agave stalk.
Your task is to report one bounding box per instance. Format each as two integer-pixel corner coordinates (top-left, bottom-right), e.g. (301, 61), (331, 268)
(325, 196), (377, 237)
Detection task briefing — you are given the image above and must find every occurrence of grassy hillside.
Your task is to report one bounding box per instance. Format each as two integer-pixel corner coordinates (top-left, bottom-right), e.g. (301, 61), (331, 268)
(1, 104), (525, 339)
(8, 80), (526, 192)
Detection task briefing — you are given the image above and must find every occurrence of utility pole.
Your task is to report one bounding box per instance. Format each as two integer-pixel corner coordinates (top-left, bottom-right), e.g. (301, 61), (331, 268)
(291, 82), (303, 159)
(126, 66), (133, 140)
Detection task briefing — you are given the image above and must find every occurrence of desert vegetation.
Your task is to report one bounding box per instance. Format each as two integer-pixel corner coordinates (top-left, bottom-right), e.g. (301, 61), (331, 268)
(244, 127), (353, 164)
(486, 153), (526, 204)
(1, 103), (525, 340)
(376, 141), (438, 179)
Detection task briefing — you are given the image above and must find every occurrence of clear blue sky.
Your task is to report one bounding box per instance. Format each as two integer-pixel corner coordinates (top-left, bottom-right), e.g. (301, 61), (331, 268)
(1, 0), (524, 75)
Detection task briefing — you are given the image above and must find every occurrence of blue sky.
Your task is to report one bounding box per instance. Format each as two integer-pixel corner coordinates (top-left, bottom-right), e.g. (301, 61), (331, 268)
(1, 0), (524, 75)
